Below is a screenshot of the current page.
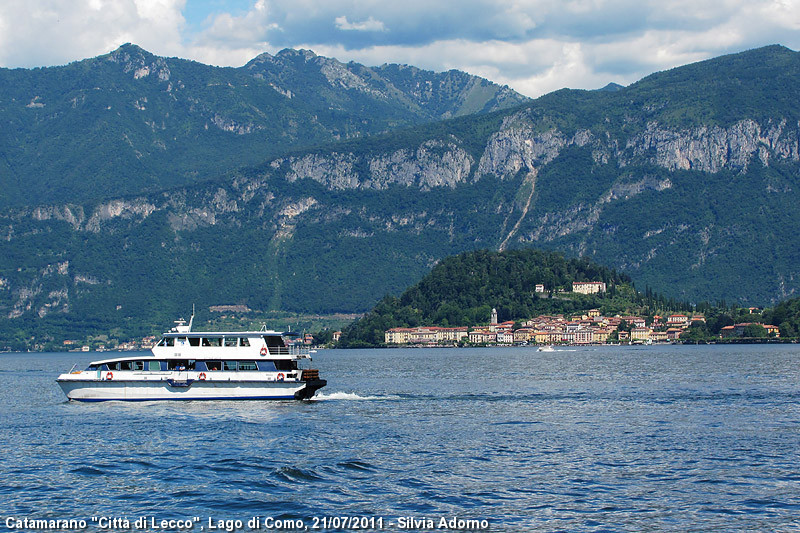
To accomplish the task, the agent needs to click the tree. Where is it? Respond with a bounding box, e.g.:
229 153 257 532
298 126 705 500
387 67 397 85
681 324 710 342
709 314 734 334
742 323 767 338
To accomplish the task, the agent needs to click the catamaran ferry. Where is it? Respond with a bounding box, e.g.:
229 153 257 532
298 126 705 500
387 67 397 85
56 315 326 402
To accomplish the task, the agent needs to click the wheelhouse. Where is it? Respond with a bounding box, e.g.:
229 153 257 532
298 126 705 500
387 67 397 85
152 331 305 356
155 335 255 348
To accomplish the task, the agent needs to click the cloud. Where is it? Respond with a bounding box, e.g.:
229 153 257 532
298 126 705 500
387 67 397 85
0 0 187 68
0 0 799 97
335 16 386 32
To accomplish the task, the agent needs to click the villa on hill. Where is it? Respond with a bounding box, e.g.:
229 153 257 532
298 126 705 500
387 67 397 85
572 281 606 294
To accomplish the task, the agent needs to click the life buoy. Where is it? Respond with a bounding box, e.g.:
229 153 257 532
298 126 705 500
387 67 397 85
276 372 285 382
106 372 113 380
260 347 268 356
198 372 207 381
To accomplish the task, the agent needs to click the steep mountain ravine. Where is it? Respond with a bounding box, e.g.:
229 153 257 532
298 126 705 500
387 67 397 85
499 170 538 251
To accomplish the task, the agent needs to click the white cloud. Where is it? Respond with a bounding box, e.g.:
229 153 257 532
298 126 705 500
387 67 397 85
335 16 386 32
0 0 186 68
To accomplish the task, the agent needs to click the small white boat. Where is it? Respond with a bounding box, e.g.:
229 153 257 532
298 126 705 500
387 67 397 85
537 345 555 352
56 314 326 402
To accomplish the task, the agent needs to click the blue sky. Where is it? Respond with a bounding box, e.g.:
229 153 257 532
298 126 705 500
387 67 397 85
183 0 254 33
0 0 798 97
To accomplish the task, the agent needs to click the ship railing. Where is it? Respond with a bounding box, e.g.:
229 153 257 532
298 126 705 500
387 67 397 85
269 346 311 359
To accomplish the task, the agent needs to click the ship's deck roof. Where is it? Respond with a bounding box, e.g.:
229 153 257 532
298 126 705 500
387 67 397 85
161 330 287 337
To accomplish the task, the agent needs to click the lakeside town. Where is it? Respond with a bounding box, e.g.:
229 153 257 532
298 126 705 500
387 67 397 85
54 281 785 352
384 281 780 346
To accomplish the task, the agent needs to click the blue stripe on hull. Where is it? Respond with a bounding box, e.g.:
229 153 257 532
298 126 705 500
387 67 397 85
70 395 300 402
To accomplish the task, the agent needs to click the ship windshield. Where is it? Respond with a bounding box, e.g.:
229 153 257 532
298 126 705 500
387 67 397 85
263 335 285 348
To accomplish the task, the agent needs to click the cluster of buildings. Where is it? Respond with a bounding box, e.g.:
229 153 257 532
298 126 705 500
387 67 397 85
385 308 779 346
720 322 780 338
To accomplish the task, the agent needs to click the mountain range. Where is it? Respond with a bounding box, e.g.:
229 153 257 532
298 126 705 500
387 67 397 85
1 44 799 346
0 44 526 207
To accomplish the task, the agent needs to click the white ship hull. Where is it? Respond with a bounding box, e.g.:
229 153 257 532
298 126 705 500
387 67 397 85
58 376 325 401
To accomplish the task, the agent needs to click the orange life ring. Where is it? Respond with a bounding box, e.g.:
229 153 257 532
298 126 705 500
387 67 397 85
260 347 268 356
198 372 207 381
106 372 113 380
276 372 285 382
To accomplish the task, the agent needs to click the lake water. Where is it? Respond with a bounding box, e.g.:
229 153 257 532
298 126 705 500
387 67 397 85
1 344 799 532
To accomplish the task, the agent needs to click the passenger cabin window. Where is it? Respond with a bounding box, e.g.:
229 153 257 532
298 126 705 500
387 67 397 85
168 360 195 371
202 337 222 347
274 360 296 371
188 337 200 347
238 361 258 371
176 337 188 346
224 337 237 347
148 361 161 371
206 361 221 371
132 361 145 371
258 361 276 372
223 361 237 371
120 361 132 371
159 337 175 347
239 337 250 347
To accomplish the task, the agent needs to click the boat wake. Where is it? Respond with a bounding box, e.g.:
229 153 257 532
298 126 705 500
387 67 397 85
313 391 399 401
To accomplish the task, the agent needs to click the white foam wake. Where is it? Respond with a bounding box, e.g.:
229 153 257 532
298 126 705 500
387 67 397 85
313 391 399 401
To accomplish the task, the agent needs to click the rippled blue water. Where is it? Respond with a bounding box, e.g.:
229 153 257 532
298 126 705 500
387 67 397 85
1 344 800 531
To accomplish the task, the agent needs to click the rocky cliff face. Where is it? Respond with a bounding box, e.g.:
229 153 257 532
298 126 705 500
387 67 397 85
274 139 474 190
260 110 800 201
478 110 800 180
622 119 800 172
